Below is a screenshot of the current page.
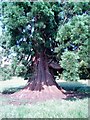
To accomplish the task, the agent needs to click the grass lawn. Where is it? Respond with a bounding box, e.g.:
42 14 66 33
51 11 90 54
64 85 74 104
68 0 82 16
0 77 89 118
0 96 88 118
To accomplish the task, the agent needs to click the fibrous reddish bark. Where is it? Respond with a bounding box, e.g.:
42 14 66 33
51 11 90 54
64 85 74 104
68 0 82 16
11 52 66 102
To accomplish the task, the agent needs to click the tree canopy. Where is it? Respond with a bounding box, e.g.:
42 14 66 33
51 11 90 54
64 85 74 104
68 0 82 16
2 2 59 54
1 2 90 80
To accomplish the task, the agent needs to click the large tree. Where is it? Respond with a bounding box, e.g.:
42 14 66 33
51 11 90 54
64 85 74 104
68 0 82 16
2 2 66 100
1 2 90 100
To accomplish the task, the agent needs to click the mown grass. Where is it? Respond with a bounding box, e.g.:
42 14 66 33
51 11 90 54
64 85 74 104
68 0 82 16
0 77 90 94
0 77 27 93
0 77 89 118
0 96 88 118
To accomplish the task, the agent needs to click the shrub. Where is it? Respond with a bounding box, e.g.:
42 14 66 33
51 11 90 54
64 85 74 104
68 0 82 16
0 67 13 81
60 51 80 81
79 60 90 79
15 64 27 77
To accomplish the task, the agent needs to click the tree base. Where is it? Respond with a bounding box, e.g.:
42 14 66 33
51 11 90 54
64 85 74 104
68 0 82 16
10 53 66 104
10 85 66 104
11 52 66 102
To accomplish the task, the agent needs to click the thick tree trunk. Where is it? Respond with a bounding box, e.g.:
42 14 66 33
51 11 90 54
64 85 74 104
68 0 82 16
11 52 66 102
26 52 60 91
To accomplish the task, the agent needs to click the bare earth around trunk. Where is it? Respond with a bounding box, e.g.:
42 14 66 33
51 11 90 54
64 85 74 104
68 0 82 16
10 53 66 104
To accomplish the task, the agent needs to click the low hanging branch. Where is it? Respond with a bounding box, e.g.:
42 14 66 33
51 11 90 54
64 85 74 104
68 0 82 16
49 61 61 70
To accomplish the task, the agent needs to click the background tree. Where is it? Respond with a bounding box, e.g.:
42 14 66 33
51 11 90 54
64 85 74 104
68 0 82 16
60 51 80 81
56 14 90 80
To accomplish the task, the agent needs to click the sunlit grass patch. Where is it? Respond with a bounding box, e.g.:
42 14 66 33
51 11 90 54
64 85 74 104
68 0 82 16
0 77 27 93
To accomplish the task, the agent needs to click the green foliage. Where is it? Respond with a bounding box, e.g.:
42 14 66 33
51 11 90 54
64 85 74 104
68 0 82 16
60 51 80 81
1 2 90 80
79 60 90 79
15 64 27 77
0 47 13 81
0 67 13 81
11 57 26 76
57 2 90 26
56 14 89 57
56 14 90 80
2 2 58 53
11 57 18 74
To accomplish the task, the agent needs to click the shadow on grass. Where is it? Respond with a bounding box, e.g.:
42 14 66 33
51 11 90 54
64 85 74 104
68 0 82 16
1 86 25 94
58 81 90 101
1 80 90 101
58 81 89 91
64 90 90 101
